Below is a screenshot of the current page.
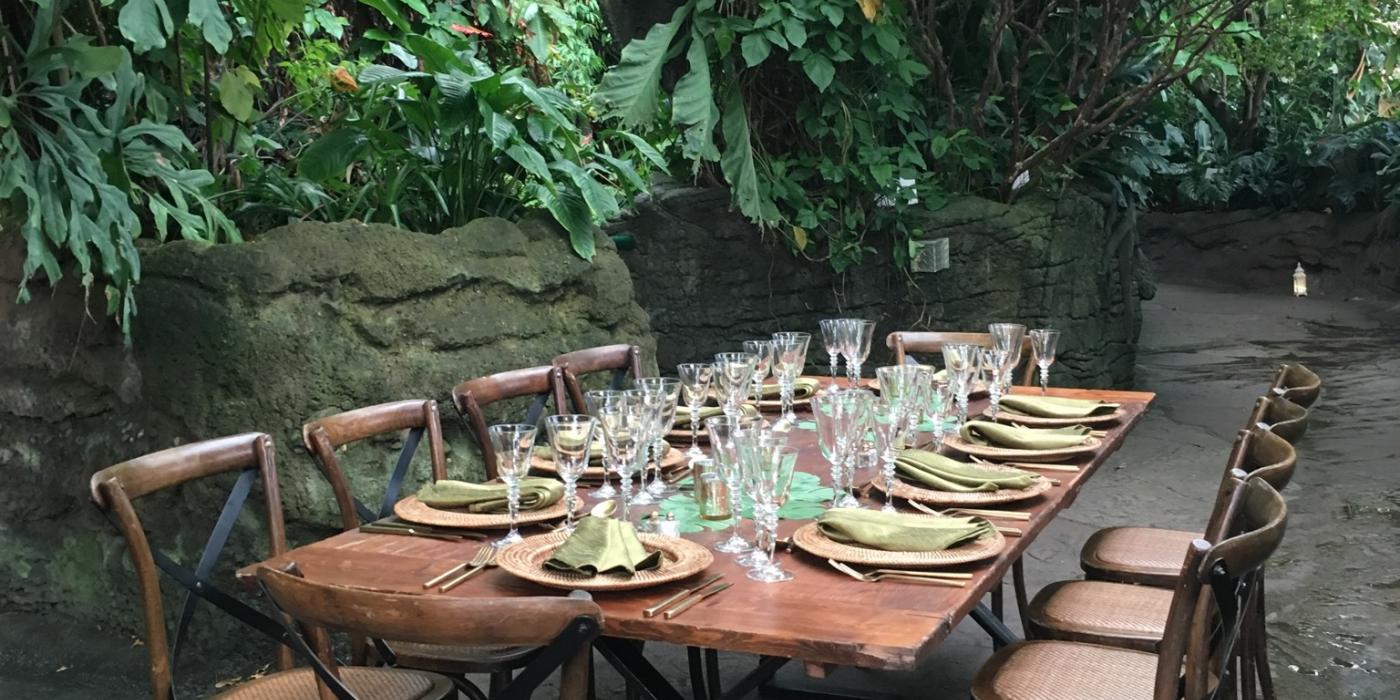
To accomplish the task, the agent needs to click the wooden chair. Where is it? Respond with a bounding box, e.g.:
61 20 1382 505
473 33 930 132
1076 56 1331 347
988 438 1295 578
303 399 539 694
971 476 1289 700
89 433 294 700
1269 362 1322 408
1247 395 1309 444
885 331 1036 386
452 366 567 480
215 565 601 700
553 344 644 413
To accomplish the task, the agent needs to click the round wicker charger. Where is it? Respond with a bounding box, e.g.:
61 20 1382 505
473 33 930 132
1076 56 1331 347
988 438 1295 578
983 406 1125 428
531 447 686 480
497 531 714 591
791 516 1005 567
942 434 1101 463
872 462 1053 506
394 496 569 530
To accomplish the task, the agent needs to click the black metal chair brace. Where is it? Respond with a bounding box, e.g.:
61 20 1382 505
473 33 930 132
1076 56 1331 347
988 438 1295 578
349 426 425 525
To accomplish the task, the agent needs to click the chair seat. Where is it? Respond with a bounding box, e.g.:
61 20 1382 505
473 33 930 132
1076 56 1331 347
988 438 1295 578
386 640 537 674
215 667 454 700
1080 526 1199 587
1027 580 1173 652
971 640 1157 700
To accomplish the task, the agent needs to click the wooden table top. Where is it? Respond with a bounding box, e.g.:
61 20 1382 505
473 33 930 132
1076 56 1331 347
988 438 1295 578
239 385 1154 671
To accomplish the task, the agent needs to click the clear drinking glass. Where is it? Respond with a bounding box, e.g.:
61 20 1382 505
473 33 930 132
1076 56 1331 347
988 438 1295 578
742 340 775 411
928 381 953 449
842 320 877 383
818 319 850 388
942 344 978 431
637 377 681 498
979 346 1014 420
584 389 624 501
746 446 799 583
1029 329 1061 394
989 323 1027 392
706 414 760 554
598 398 644 523
488 423 537 548
868 401 904 512
713 352 758 422
771 332 811 425
733 427 788 569
676 363 714 457
544 415 596 534
692 458 731 521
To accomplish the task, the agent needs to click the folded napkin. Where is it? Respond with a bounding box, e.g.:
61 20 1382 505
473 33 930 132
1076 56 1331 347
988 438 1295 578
999 395 1119 419
817 508 993 552
960 421 1090 450
415 478 563 513
535 438 607 465
758 377 822 400
895 449 1037 492
544 516 663 576
672 403 760 427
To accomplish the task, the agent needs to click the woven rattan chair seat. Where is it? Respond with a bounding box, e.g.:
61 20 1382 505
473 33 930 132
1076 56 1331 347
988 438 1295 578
972 640 1157 700
215 667 453 700
1080 526 1198 587
1028 580 1173 652
385 640 536 674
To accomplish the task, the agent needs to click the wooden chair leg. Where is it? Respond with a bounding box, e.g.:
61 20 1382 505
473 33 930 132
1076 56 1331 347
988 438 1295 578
1254 576 1276 700
1012 557 1030 637
624 640 644 700
687 647 707 700
560 648 591 700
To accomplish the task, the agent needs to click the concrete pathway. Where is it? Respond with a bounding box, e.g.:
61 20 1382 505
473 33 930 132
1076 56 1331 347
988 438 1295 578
3 282 1396 698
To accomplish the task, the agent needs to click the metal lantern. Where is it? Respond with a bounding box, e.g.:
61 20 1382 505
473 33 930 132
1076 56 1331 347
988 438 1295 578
1292 263 1308 297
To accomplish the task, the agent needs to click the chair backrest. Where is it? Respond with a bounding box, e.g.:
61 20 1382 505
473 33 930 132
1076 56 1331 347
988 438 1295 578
302 400 447 532
258 565 601 700
1247 395 1309 444
1153 476 1288 700
553 344 644 412
89 434 290 700
885 331 1036 386
452 365 567 479
1202 426 1296 541
1269 363 1322 408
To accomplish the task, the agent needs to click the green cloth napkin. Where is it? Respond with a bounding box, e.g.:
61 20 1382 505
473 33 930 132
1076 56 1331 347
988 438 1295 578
961 421 1090 450
999 395 1119 419
672 403 760 427
817 508 993 552
535 438 607 465
895 449 1037 492
544 516 663 576
758 377 822 400
415 478 563 513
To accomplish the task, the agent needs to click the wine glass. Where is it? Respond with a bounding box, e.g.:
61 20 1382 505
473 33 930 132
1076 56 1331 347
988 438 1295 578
742 340 775 412
488 423 536 547
979 346 1015 420
621 388 658 506
818 319 850 388
746 445 799 583
705 414 760 554
868 400 904 512
989 323 1026 392
771 332 811 425
842 320 877 383
598 397 645 523
584 389 624 501
544 415 595 534
942 344 978 431
928 380 954 449
676 363 714 458
733 427 787 569
637 377 681 498
713 352 758 422
1029 329 1061 394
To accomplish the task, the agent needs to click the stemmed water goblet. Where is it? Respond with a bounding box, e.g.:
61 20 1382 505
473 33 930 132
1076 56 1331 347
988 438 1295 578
741 340 775 413
584 389 624 501
487 423 536 548
705 414 760 554
989 323 1026 390
713 352 758 422
676 363 714 458
928 380 954 449
622 388 660 506
746 446 799 583
1029 329 1061 394
868 400 905 512
818 319 850 388
841 320 877 383
544 415 596 534
979 346 1015 420
942 344 979 431
771 332 811 425
732 427 788 570
597 398 644 523
814 388 872 508
637 377 681 499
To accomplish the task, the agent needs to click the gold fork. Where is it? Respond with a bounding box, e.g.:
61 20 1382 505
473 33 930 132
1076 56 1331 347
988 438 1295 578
438 546 496 592
827 559 965 587
907 500 1024 536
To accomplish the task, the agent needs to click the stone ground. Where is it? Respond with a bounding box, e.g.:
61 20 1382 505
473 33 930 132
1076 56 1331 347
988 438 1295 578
3 281 1397 699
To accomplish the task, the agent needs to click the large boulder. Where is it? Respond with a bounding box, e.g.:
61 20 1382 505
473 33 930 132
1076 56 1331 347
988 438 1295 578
609 183 1145 386
0 216 653 648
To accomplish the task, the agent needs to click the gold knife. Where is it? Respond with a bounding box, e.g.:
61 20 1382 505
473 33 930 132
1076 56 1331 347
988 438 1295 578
642 574 723 618
664 582 732 619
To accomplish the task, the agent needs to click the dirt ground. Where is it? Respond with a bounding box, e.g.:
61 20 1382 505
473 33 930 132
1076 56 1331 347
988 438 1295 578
3 281 1396 699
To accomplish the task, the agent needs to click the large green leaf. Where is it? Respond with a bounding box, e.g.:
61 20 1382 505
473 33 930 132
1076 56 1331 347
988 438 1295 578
118 0 174 53
216 67 259 122
187 0 232 53
595 3 690 128
551 160 619 221
356 0 411 32
541 186 597 261
299 129 370 181
672 30 718 161
719 85 764 221
802 53 835 92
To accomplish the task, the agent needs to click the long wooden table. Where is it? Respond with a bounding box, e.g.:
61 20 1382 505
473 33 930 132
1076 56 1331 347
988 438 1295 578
238 385 1153 695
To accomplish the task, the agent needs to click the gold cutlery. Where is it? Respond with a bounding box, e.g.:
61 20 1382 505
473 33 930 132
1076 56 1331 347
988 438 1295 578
907 501 1023 536
828 560 964 587
439 546 496 592
359 524 466 541
664 581 732 619
970 455 1079 474
948 507 1031 521
1009 422 1107 439
423 560 472 588
643 573 724 618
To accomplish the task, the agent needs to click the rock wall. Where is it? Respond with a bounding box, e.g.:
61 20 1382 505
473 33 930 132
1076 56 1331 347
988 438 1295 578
609 183 1146 387
0 216 653 650
1139 208 1400 297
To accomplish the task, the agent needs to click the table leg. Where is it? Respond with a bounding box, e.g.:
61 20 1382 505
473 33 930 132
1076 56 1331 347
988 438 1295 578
597 639 788 700
970 603 1020 648
688 647 709 700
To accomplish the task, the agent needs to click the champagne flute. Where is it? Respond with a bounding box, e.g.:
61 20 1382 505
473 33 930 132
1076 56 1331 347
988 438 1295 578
742 340 775 412
598 398 644 523
989 322 1027 393
1029 329 1061 394
584 389 623 500
942 344 978 431
818 319 850 388
868 401 903 512
676 363 714 457
488 423 536 547
733 427 787 569
622 388 659 506
544 415 595 534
